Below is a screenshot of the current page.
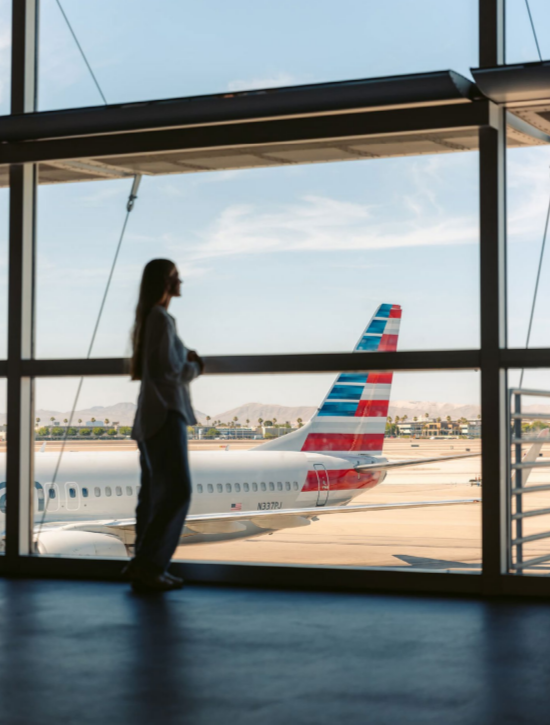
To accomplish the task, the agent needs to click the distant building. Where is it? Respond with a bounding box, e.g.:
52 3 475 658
261 425 293 438
395 420 424 437
194 427 261 440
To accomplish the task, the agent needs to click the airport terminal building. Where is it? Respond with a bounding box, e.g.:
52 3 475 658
2 2 550 723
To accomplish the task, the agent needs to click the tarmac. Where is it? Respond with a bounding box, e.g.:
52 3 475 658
177 438 484 571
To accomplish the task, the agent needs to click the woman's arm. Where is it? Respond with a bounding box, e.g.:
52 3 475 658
180 350 202 383
145 311 177 381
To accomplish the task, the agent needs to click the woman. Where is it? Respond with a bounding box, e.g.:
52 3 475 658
126 258 203 592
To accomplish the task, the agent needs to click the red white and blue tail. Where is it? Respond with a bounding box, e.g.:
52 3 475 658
255 304 401 456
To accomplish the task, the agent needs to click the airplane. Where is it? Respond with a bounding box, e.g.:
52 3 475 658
0 303 484 558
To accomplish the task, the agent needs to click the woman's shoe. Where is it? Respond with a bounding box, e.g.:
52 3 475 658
131 571 183 592
164 571 185 587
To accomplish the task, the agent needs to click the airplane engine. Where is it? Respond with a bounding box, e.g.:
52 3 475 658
35 530 128 557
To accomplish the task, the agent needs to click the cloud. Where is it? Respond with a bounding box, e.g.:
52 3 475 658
189 194 478 260
227 72 303 93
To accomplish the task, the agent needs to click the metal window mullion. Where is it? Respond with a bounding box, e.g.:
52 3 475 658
479 110 507 593
6 0 38 565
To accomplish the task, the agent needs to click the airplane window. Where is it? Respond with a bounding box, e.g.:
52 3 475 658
260 482 266 492
277 482 283 491
285 482 291 491
82 487 89 498
126 486 133 496
293 482 299 490
235 483 241 492
197 484 203 493
94 487 101 497
48 488 56 499
115 486 122 496
217 484 223 493
225 483 232 493
252 483 258 492
269 482 275 492
69 488 76 499
105 487 112 497
243 483 249 492
207 484 213 493
0 492 5 514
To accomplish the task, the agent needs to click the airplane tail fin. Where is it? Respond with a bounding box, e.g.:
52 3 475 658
255 304 401 456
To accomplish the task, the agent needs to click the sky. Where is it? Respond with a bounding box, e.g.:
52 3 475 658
0 0 549 414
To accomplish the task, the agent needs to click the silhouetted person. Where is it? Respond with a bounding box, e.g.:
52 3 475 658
124 258 203 591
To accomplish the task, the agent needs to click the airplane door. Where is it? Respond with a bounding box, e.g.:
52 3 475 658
314 464 329 506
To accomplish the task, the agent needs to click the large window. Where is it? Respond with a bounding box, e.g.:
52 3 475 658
31 371 481 573
36 154 480 359
38 0 477 111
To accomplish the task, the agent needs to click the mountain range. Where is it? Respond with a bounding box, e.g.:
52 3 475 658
2 399 549 428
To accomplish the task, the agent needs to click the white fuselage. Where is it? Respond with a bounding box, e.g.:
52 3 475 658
0 450 387 546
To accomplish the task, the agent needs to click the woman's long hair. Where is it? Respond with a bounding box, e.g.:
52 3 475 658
130 259 176 380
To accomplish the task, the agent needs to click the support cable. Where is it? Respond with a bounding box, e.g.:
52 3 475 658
54 0 108 105
35 176 142 544
524 0 543 63
519 170 550 389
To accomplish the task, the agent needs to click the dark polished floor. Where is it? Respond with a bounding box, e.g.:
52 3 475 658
0 578 549 725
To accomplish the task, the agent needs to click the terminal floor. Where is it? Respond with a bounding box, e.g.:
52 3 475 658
0 578 548 725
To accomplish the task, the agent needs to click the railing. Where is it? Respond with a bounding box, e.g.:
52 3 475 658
509 389 550 573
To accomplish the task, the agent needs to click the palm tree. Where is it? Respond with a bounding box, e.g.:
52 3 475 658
387 416 392 425
273 417 277 425
78 419 82 425
395 415 400 424
425 412 429 419
206 416 211 426
258 418 264 428
477 414 481 419
91 417 96 424
104 418 110 425
35 417 40 426
63 418 68 426
436 417 441 423
402 414 408 423
50 417 55 423
297 417 303 428
446 415 451 423
246 419 250 426
413 416 418 422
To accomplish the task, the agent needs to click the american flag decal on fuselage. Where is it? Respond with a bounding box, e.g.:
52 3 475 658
301 304 401 456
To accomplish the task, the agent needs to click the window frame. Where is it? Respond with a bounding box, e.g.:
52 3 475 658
5 0 550 598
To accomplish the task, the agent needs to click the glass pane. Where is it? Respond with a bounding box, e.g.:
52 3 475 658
38 0 477 111
507 369 550 576
507 145 550 348
506 0 550 64
0 0 11 116
32 371 481 572
36 154 480 358
0 188 7 359
0 379 5 553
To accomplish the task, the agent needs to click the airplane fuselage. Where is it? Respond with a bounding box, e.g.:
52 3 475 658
0 450 387 547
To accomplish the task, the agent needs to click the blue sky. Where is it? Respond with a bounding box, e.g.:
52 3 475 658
0 1 550 413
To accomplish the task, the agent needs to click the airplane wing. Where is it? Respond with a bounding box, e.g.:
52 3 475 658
354 452 480 471
50 497 480 541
